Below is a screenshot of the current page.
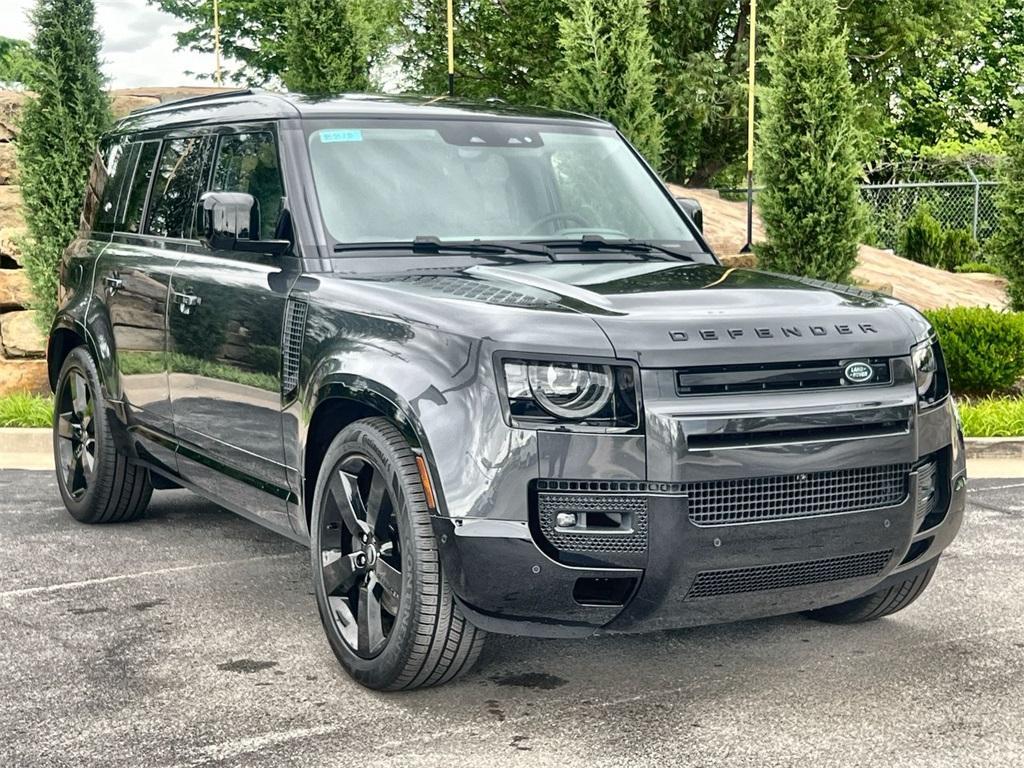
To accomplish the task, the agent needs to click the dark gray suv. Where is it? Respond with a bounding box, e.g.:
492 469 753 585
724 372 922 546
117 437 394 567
48 90 966 690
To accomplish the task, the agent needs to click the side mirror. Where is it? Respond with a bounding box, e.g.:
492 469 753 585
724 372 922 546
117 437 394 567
199 191 290 256
674 196 704 234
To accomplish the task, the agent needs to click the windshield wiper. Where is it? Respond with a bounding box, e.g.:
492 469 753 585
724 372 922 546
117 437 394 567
536 234 695 262
333 236 554 261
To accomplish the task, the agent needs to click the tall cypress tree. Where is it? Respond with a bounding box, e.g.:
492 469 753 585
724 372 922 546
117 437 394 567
991 104 1024 310
756 0 864 282
18 0 109 332
551 0 665 167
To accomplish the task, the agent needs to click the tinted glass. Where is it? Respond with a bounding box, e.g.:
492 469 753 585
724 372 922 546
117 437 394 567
122 140 159 234
93 136 134 233
145 136 213 239
211 132 284 240
306 121 696 245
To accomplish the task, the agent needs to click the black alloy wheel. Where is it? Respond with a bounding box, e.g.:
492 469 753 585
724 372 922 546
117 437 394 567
310 418 485 690
52 346 153 524
56 367 97 499
318 455 404 658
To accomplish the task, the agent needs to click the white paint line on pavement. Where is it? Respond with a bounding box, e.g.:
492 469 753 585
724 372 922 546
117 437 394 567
0 553 294 600
968 481 1024 493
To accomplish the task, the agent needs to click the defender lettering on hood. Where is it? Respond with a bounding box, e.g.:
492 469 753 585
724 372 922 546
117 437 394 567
669 323 879 343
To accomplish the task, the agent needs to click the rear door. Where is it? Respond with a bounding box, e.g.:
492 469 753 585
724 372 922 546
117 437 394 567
92 135 182 473
167 126 296 535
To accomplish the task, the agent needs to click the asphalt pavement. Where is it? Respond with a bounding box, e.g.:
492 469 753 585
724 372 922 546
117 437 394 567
1 470 1022 768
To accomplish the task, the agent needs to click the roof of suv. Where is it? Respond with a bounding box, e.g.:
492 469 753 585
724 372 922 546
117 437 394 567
113 89 612 134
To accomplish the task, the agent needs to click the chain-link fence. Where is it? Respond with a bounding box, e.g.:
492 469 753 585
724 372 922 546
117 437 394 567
859 179 1001 252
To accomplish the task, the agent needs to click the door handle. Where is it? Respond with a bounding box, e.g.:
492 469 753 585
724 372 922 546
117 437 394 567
173 291 202 315
104 275 123 295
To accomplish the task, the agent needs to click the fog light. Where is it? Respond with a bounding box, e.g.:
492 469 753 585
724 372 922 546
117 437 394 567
555 512 578 528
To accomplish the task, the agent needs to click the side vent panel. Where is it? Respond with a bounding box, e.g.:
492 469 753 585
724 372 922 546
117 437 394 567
282 299 308 396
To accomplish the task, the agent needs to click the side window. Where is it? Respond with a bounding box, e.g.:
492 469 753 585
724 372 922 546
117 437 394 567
145 136 214 239
92 136 134 233
211 132 285 240
121 140 160 234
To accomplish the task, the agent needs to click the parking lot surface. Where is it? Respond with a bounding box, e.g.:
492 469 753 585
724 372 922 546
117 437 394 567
1 470 1022 768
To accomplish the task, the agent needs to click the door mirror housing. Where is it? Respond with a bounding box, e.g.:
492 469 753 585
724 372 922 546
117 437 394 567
674 196 704 234
199 191 291 256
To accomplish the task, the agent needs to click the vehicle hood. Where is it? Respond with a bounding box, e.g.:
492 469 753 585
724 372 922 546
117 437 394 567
357 261 923 367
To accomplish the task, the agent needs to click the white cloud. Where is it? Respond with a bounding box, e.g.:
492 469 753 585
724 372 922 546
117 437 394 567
5 0 238 88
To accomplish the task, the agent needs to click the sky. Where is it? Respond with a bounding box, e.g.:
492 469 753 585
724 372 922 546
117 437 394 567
3 0 235 88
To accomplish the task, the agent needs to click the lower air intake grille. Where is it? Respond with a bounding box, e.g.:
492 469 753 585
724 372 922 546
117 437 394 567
685 549 894 600
685 464 910 526
536 492 648 554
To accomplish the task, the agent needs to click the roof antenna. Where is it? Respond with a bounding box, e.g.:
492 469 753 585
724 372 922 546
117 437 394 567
446 0 455 97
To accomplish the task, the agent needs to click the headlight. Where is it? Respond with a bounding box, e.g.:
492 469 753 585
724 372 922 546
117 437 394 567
911 338 949 407
501 358 639 429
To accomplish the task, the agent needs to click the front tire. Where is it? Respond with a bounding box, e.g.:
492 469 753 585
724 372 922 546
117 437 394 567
803 558 938 624
310 418 485 690
53 346 153 523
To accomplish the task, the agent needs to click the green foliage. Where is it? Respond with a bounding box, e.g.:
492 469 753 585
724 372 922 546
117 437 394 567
899 205 978 271
0 36 32 85
403 0 564 104
148 0 288 85
755 0 863 283
924 307 1024 395
17 0 109 333
954 261 1002 275
550 0 664 165
990 104 1024 310
958 397 1024 437
282 0 402 92
0 393 53 428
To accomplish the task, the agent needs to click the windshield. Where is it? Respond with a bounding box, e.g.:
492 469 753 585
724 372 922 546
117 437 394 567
305 119 698 246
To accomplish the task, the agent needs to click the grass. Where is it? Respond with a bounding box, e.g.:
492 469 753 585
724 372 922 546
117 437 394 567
0 393 54 428
958 397 1024 437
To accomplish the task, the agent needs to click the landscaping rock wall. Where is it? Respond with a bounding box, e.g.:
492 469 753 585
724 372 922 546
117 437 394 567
0 87 225 396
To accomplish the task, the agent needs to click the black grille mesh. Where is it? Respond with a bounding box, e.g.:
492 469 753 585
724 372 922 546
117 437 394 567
281 299 307 394
685 550 894 600
537 492 648 553
685 464 909 526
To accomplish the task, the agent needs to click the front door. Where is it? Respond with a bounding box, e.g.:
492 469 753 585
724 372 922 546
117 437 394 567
167 127 296 535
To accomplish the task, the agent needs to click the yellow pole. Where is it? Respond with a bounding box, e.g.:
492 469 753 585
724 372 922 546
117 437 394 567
742 0 757 252
446 0 455 96
213 0 223 86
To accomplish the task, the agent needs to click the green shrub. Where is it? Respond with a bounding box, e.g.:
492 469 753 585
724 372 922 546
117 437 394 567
17 0 109 333
958 397 1024 437
755 0 864 283
924 307 1024 395
954 261 1002 275
899 206 978 271
990 105 1024 310
0 393 53 428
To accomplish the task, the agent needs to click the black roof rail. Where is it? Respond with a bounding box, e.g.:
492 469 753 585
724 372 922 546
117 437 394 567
128 88 256 115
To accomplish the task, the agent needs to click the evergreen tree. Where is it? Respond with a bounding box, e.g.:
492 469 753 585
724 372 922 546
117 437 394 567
756 0 864 283
282 0 401 93
552 0 664 166
17 0 109 332
990 106 1024 310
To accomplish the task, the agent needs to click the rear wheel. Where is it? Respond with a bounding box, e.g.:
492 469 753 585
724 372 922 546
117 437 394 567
310 418 485 690
53 346 153 523
803 558 938 624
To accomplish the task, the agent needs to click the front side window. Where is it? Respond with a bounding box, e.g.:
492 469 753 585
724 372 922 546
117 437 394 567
146 136 214 239
305 120 697 246
211 132 285 240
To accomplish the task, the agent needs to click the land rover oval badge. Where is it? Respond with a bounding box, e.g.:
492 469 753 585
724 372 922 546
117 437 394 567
844 361 874 384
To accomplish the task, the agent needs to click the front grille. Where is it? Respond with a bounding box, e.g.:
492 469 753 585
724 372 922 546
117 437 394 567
685 464 910 526
676 358 892 396
685 549 894 600
536 491 647 553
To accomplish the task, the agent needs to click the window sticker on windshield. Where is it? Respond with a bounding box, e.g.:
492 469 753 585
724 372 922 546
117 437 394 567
320 129 363 143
